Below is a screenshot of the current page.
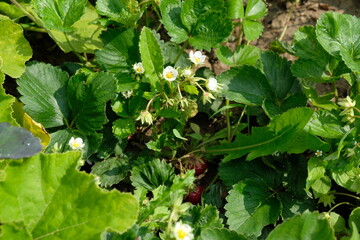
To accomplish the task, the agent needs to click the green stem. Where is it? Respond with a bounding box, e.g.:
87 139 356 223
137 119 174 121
237 21 243 46
20 24 47 33
64 32 85 64
145 94 160 111
174 41 188 66
333 192 360 200
226 99 231 142
229 105 247 141
327 202 352 213
333 82 339 103
10 0 41 26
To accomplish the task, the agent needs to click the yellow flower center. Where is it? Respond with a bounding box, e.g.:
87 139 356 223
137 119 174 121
136 67 142 72
177 229 187 239
166 72 174 79
72 142 80 148
194 57 200 63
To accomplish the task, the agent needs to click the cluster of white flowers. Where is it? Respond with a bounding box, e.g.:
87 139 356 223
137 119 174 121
339 96 356 124
134 50 223 125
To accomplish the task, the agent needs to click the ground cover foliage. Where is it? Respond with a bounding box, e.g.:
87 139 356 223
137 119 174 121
0 0 359 239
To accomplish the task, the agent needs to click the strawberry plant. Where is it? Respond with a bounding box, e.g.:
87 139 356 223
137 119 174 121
0 0 360 239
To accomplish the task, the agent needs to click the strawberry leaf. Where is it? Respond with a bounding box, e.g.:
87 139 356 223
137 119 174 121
0 152 138 239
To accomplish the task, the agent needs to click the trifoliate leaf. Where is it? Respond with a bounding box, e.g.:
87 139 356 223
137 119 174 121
207 108 314 162
130 158 175 190
48 3 104 53
91 157 131 187
17 62 70 128
95 28 140 74
225 179 281 237
32 0 86 32
139 27 164 89
96 0 142 26
266 211 336 240
112 118 136 139
67 71 116 134
160 0 188 43
216 45 260 66
0 152 138 239
0 122 42 159
0 18 32 78
316 12 360 72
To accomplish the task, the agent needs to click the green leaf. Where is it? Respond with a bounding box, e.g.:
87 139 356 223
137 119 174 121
262 93 307 118
112 118 135 139
130 158 175 190
350 208 360 233
244 0 267 20
173 128 188 140
261 51 295 101
32 0 86 32
48 3 104 53
139 27 164 89
0 18 32 78
349 223 360 240
0 122 42 159
243 19 263 42
182 205 223 237
96 0 142 26
67 71 116 133
291 26 349 82
225 179 281 237
208 108 314 162
306 157 331 198
217 65 273 106
199 228 247 240
181 0 224 31
188 11 233 51
91 156 131 187
304 110 345 139
17 62 70 128
331 168 360 194
316 12 360 72
266 211 336 240
160 42 191 68
226 0 244 19
160 0 188 43
184 85 199 95
0 73 17 125
95 28 139 74
216 45 260 66
0 2 26 19
0 152 138 239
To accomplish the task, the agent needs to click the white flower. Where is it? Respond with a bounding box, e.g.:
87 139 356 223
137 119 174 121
206 77 219 92
173 222 194 240
133 62 145 74
136 110 153 125
69 137 85 150
315 150 323 157
189 51 206 65
163 66 178 81
182 68 193 78
121 90 133 99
